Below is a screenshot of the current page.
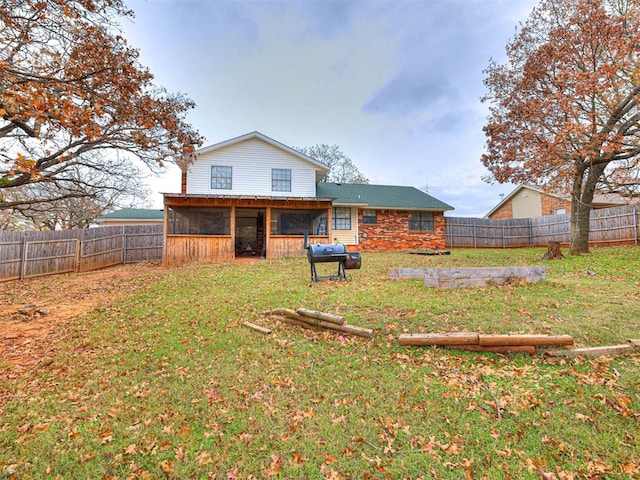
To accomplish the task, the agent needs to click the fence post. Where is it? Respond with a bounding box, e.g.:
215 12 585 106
528 218 533 246
123 226 127 265
473 220 477 249
73 238 81 273
20 235 28 280
502 225 506 249
634 205 638 245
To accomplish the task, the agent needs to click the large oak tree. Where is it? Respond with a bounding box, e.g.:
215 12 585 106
0 0 203 212
482 0 640 254
295 144 369 184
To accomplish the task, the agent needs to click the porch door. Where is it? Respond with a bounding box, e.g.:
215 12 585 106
235 208 266 257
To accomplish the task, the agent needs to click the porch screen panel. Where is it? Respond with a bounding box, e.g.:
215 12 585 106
168 207 231 235
270 209 327 235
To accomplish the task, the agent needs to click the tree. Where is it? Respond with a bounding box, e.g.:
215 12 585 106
0 0 203 211
481 0 640 254
5 155 152 230
296 144 369 184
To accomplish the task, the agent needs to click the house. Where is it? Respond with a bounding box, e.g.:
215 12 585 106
163 131 454 264
485 185 631 220
97 208 164 226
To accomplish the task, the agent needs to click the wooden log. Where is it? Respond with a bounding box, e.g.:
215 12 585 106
398 332 479 346
445 345 536 355
241 321 271 334
296 308 345 325
423 266 547 288
263 308 308 321
278 316 373 339
544 339 640 358
478 334 573 347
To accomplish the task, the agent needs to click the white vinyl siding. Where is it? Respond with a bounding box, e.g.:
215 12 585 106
186 138 317 197
330 207 358 245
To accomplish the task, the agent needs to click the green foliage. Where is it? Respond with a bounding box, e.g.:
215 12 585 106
1 247 639 478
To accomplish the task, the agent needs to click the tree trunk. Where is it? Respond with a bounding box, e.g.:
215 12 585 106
569 163 606 255
569 169 590 255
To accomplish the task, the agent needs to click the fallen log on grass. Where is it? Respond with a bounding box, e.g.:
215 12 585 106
398 332 479 346
277 315 373 339
424 266 547 288
478 334 573 347
241 321 272 334
296 308 345 325
544 339 640 358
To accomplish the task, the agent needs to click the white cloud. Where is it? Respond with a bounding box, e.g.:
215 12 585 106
125 0 537 216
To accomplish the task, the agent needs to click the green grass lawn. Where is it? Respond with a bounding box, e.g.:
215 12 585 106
1 246 639 479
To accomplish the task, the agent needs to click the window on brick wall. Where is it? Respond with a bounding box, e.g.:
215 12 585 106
362 209 377 224
554 207 567 215
408 211 434 231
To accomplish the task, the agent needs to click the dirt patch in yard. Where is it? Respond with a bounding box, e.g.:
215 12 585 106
0 263 166 378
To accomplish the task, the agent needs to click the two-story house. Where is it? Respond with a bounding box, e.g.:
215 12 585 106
163 132 453 264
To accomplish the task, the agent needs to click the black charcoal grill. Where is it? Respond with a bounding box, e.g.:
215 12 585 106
304 233 361 282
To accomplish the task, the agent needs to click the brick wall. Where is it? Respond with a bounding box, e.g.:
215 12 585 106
488 202 513 220
541 194 571 215
356 209 447 252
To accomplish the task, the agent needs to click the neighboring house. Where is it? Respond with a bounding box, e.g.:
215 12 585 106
97 208 164 226
485 184 631 220
163 131 454 264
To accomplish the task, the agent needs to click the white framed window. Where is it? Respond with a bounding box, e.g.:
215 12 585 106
211 166 232 190
554 207 567 215
409 211 434 231
332 207 351 230
272 168 291 192
362 209 377 224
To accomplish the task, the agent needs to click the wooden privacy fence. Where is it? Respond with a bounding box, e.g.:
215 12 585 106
446 204 640 248
0 225 163 282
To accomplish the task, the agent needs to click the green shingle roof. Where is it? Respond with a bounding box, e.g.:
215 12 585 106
99 208 164 220
316 183 454 211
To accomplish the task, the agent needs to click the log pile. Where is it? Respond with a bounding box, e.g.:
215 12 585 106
397 332 574 355
262 308 373 339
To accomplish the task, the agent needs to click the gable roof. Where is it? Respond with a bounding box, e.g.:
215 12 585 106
98 208 164 221
316 183 454 211
193 131 330 173
485 184 633 218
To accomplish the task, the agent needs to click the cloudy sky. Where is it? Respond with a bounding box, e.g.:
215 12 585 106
123 0 537 217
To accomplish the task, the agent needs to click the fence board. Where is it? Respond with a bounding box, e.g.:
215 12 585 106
446 204 639 249
0 225 163 282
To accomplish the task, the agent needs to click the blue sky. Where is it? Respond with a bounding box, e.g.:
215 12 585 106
123 0 537 217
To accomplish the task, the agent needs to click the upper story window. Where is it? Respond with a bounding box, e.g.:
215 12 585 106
272 168 291 192
211 166 232 190
409 211 434 231
332 207 351 230
362 209 377 224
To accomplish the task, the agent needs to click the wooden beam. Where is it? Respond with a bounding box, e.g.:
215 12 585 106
241 321 272 334
296 308 345 325
544 339 640 358
445 345 536 355
398 332 479 346
279 317 373 339
478 334 573 347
